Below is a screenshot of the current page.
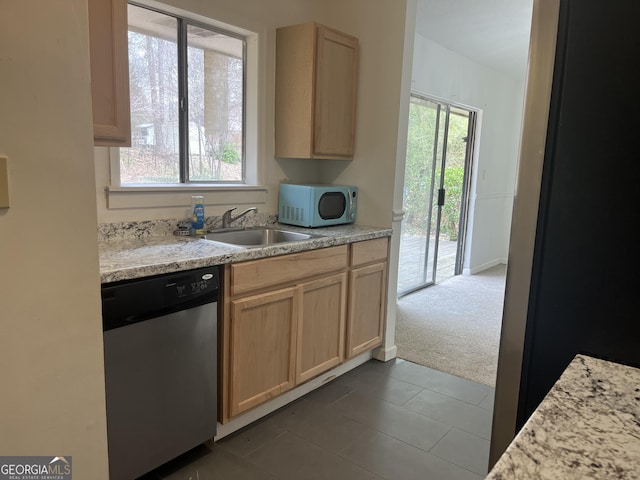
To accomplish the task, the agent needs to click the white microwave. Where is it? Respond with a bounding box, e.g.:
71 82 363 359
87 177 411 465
278 183 358 227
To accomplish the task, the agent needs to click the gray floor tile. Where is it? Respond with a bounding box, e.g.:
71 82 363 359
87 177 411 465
336 367 424 405
144 359 492 480
332 359 405 387
405 388 493 439
217 416 287 457
330 391 452 452
356 358 407 373
478 391 495 411
303 378 355 405
247 431 382 480
149 443 278 480
340 428 483 480
430 427 491 475
265 398 371 454
389 361 494 405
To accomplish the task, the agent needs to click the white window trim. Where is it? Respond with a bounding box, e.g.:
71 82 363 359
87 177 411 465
107 0 264 209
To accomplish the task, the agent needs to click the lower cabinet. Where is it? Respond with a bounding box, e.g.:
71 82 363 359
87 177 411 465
220 238 388 422
228 273 347 418
297 273 347 384
346 262 387 358
229 287 298 418
346 237 389 358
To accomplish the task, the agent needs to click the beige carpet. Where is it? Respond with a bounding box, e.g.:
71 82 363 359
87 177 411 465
395 264 506 387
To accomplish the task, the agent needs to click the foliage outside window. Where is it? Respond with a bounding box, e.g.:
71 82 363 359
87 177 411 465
403 98 468 240
120 3 245 185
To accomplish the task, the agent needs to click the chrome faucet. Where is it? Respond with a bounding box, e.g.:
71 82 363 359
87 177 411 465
222 207 257 228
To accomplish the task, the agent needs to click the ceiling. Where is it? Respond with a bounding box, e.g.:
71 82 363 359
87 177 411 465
415 0 534 80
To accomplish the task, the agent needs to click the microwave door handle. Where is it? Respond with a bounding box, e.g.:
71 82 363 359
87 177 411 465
349 190 354 215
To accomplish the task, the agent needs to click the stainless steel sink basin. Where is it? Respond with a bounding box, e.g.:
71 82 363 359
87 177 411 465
202 227 321 247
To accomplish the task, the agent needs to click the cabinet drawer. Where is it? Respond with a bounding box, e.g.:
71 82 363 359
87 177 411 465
350 237 389 267
230 245 348 296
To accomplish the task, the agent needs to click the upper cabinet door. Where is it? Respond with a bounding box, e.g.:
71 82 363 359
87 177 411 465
275 22 359 160
313 25 358 158
88 0 131 146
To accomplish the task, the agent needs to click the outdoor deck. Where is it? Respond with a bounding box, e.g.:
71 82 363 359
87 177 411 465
397 234 458 294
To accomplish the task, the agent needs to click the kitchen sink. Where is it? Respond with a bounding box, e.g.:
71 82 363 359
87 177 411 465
202 227 322 247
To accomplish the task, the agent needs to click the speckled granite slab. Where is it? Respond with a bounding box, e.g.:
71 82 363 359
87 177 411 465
487 354 640 479
99 223 392 284
98 213 277 242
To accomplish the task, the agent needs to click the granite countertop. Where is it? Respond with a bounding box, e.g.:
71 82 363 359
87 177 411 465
99 223 392 284
486 354 640 479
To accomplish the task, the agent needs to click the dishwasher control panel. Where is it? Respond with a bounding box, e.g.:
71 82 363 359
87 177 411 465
163 270 218 304
102 266 220 331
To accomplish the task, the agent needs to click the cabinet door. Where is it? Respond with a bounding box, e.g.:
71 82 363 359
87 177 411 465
229 287 298 417
275 22 358 160
297 273 347 384
346 262 386 358
313 25 359 158
274 22 315 159
88 0 131 146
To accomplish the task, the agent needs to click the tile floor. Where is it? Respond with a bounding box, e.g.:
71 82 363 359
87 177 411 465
141 358 494 480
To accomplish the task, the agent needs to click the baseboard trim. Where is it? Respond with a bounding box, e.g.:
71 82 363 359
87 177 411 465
373 344 398 362
465 259 507 275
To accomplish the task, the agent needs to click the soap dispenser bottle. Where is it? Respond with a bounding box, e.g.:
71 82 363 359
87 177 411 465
190 195 205 235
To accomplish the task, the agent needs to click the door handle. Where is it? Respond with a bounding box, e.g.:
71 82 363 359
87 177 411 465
437 188 445 207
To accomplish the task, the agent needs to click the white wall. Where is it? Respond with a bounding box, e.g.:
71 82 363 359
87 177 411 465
317 0 411 229
0 1 109 478
411 34 526 272
95 0 410 229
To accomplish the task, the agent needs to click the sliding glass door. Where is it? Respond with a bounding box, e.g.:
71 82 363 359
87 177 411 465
397 95 475 297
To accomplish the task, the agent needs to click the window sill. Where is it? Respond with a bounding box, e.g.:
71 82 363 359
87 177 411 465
105 184 268 209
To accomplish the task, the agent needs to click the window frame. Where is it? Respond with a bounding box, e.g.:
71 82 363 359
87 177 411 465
108 0 263 202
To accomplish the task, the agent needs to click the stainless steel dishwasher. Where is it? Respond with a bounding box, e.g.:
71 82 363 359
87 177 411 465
101 266 220 480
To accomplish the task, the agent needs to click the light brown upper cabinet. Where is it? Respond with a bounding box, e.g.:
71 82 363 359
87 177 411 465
275 22 359 159
88 0 131 146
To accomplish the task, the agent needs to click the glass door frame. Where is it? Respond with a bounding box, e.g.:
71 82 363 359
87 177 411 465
398 93 477 297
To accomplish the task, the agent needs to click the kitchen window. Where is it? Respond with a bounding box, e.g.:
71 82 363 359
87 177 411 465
119 2 246 185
